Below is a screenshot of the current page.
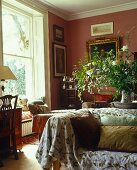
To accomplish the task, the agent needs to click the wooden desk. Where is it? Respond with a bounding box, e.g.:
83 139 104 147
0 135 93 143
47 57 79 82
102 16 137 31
0 107 22 156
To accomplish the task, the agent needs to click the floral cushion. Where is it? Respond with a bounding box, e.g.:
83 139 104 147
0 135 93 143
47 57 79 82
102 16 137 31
28 100 49 115
35 104 49 114
89 108 137 125
100 114 137 126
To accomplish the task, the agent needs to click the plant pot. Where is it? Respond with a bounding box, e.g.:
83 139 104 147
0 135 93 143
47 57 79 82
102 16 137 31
120 90 132 103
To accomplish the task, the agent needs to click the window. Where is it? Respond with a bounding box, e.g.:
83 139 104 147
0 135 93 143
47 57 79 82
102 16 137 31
2 1 45 100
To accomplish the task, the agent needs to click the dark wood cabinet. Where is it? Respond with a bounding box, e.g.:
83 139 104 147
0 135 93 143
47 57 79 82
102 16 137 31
60 80 81 109
0 108 22 156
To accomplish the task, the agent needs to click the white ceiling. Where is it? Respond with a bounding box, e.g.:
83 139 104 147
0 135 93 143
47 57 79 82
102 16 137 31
38 0 137 20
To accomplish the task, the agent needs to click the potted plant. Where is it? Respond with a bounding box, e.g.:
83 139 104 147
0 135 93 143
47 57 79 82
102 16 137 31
73 46 137 104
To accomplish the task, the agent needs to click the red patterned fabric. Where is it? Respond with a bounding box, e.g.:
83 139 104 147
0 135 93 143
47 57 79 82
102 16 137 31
32 114 54 134
32 110 76 136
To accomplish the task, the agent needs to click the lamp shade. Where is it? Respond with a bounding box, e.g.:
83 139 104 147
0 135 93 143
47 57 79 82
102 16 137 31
0 66 17 80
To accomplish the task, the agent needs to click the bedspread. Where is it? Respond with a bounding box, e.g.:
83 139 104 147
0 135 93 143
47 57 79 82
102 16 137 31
36 109 137 170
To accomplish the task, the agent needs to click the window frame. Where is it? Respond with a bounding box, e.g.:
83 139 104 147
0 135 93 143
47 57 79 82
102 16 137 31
0 0 51 109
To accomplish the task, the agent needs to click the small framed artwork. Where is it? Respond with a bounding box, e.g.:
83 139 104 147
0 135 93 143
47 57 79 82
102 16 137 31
53 43 66 77
53 25 64 42
91 22 113 36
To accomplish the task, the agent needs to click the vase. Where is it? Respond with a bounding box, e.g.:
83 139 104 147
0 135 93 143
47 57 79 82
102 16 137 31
120 90 132 103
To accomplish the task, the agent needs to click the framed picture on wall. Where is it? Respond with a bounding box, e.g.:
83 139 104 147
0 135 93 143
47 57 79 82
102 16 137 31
53 43 66 77
86 37 120 60
91 22 113 36
53 25 64 42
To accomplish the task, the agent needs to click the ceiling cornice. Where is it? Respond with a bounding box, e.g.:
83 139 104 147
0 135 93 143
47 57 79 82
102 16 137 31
68 1 137 20
40 1 137 21
20 0 48 12
12 0 137 21
46 5 69 20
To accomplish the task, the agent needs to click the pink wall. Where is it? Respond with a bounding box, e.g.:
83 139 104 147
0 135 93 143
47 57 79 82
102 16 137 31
48 9 137 109
67 9 137 74
48 12 68 109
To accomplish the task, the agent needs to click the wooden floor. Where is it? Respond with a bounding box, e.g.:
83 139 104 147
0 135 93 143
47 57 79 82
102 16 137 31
0 144 42 170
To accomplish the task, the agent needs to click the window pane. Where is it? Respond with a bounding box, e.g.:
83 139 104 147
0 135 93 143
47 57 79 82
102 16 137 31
2 5 33 98
4 54 32 97
2 3 45 100
2 7 31 57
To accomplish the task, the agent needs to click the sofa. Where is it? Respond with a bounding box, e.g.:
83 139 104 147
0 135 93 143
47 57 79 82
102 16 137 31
17 96 50 137
36 108 137 170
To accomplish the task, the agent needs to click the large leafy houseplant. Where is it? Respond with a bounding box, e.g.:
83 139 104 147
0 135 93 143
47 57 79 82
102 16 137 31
73 56 90 100
73 46 137 102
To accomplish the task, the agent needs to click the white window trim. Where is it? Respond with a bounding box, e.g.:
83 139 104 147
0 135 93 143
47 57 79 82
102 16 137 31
0 0 51 109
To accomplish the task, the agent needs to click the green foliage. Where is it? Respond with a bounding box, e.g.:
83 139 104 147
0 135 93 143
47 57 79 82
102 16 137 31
73 47 137 100
4 59 25 95
107 58 137 93
88 47 116 90
73 55 90 100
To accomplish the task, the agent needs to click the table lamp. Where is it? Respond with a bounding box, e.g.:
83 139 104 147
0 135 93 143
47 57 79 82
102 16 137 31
0 66 17 92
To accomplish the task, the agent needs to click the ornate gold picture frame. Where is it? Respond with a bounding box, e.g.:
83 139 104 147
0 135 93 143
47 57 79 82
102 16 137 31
86 37 120 60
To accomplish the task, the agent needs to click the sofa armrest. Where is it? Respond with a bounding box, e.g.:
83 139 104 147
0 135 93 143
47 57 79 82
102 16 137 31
32 114 55 138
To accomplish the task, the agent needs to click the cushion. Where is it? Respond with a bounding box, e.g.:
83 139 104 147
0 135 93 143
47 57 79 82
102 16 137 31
28 100 49 115
37 104 49 113
70 112 101 150
22 111 33 121
98 126 137 153
28 100 44 106
100 114 137 126
17 97 29 111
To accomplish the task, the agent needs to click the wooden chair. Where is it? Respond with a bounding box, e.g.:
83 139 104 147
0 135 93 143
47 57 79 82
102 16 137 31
0 95 18 166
